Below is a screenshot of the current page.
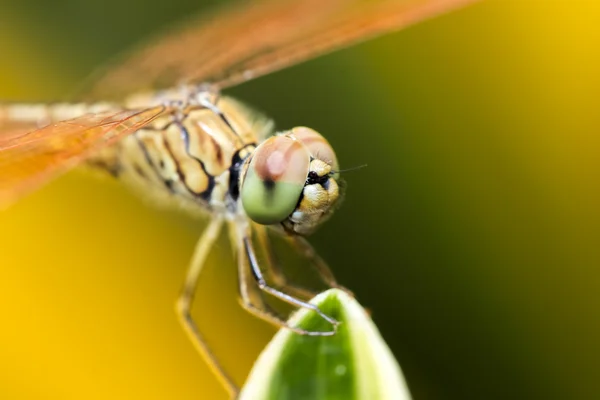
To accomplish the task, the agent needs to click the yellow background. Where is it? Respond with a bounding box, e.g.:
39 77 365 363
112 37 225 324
1 1 600 399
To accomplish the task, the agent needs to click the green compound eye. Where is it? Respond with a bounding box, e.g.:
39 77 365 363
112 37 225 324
241 135 310 225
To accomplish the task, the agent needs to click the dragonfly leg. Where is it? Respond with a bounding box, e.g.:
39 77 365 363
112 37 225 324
236 228 305 334
238 232 339 336
175 216 239 398
253 224 319 301
284 234 354 298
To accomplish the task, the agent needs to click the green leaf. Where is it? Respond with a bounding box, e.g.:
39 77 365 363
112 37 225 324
239 289 412 400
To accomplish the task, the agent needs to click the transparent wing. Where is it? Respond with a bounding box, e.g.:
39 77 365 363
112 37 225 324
0 106 168 209
84 0 479 99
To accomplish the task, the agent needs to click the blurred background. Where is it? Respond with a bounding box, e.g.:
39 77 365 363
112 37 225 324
1 0 599 399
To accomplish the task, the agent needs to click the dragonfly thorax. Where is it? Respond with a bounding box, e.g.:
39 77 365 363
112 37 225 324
239 127 341 235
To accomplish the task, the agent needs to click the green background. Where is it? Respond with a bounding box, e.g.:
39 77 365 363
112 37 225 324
1 1 599 399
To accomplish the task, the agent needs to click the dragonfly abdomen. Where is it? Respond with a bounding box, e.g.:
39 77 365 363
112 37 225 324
0 102 119 132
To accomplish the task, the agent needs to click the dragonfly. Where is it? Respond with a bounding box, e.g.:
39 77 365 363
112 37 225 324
0 0 478 397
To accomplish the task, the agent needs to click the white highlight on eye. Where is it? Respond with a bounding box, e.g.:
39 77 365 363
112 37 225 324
266 150 286 175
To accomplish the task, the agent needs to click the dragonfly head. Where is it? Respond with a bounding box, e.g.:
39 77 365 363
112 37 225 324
240 127 341 235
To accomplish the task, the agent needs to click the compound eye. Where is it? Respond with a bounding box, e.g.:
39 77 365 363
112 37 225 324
241 135 310 224
292 127 339 172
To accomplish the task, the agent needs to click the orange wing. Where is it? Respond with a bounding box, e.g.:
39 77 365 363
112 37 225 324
84 0 479 100
0 113 41 140
0 106 168 209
